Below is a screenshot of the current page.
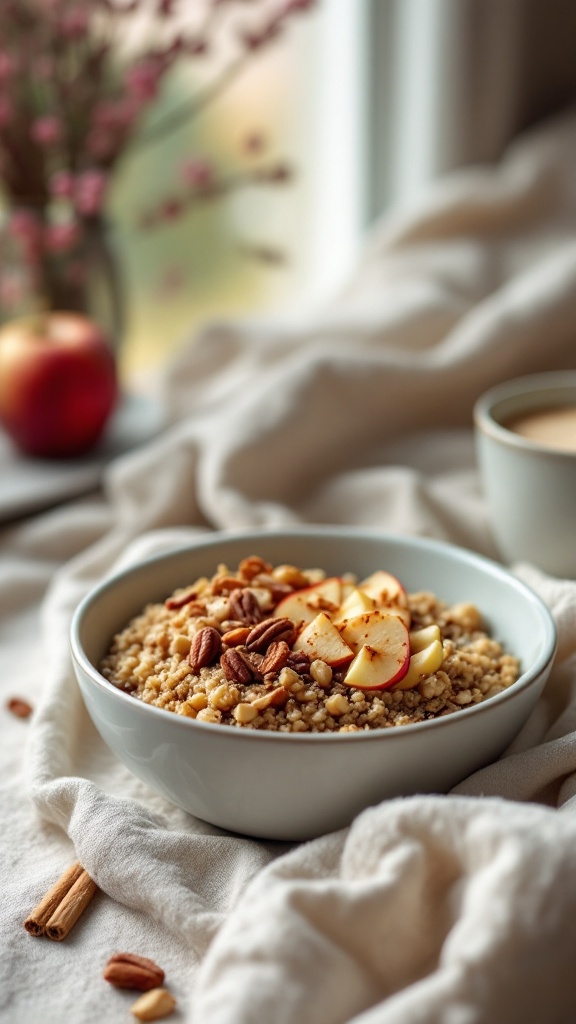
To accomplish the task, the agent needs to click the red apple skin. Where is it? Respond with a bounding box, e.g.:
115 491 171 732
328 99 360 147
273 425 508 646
0 312 118 458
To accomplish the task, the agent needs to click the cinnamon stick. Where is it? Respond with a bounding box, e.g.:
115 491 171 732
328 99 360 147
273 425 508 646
24 861 97 940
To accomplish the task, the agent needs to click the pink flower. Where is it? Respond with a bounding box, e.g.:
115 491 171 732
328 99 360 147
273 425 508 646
44 221 81 254
181 157 213 189
93 99 140 132
74 170 108 217
59 7 90 39
31 116 63 147
8 209 42 244
49 170 75 199
87 98 141 158
160 198 184 221
125 61 161 103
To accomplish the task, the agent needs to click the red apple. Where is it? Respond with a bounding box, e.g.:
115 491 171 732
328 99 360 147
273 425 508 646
0 311 118 458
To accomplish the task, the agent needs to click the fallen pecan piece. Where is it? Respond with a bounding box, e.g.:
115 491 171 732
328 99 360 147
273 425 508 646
260 640 291 675
131 987 176 1021
188 626 222 672
7 697 33 718
103 953 165 991
245 617 295 653
229 588 263 625
220 648 255 684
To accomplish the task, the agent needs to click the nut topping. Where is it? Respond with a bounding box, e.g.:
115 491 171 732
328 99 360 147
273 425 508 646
103 953 165 991
245 617 295 653
220 648 256 684
250 686 289 710
211 574 244 595
188 626 222 672
238 555 272 580
221 625 252 647
228 588 263 625
164 589 199 611
286 650 312 675
259 640 291 675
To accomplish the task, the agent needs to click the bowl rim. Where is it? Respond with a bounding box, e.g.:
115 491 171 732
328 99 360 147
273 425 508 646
473 370 576 459
70 526 558 744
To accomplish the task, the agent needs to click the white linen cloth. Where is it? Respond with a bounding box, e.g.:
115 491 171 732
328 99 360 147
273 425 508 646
1 108 576 1023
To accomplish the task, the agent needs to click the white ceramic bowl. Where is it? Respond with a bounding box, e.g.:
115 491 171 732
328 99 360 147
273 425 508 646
70 527 556 841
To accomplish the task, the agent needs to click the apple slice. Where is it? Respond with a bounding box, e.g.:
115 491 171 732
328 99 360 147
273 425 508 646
379 602 411 628
358 570 407 607
343 645 409 690
340 610 410 690
292 612 355 667
409 624 441 653
393 638 444 691
332 587 375 625
340 580 357 602
274 577 343 626
357 571 411 628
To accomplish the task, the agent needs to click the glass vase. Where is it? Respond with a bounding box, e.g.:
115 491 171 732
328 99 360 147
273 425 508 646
43 217 125 354
0 211 125 355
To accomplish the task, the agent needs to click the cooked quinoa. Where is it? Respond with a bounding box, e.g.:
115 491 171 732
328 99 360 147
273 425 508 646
100 555 520 733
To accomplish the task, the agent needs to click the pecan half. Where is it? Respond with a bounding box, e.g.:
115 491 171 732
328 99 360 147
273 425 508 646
221 625 252 647
245 617 295 653
259 640 291 675
286 650 312 675
238 556 272 581
228 589 263 625
164 589 199 611
220 648 256 684
7 697 33 718
188 626 222 672
103 953 165 992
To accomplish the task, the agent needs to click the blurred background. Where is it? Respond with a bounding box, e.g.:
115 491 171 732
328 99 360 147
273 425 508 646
111 0 576 380
1 0 575 382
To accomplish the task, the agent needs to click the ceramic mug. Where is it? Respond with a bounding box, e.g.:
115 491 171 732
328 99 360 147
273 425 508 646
474 371 576 578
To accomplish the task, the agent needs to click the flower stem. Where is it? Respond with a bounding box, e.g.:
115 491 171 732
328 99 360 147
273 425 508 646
134 50 249 150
